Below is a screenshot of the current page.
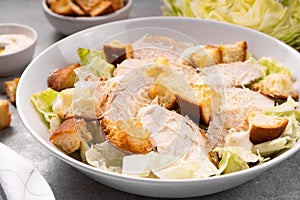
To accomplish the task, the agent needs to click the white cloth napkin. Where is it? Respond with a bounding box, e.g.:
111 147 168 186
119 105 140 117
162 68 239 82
0 143 55 200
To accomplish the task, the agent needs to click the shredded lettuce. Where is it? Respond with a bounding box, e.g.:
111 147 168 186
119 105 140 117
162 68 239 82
253 136 296 157
218 151 249 174
30 88 59 127
162 0 300 51
214 147 260 174
77 47 105 65
257 57 292 78
265 96 300 121
76 47 115 80
265 96 300 139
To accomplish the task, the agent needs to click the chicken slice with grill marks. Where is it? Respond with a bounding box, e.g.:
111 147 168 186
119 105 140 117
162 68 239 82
119 104 219 178
132 35 194 63
222 87 275 130
113 59 152 77
115 58 198 84
190 61 264 89
99 64 204 154
137 104 209 156
175 61 264 126
206 87 275 148
102 65 155 121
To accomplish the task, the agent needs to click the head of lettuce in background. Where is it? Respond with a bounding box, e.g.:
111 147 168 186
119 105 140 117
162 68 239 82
162 0 300 51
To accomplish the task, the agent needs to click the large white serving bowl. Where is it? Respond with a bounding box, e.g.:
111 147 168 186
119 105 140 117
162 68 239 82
17 17 300 198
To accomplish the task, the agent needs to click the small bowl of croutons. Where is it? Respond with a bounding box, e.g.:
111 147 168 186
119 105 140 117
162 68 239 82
43 0 133 35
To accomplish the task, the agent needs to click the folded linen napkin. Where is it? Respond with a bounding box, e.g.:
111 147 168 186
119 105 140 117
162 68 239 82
0 143 55 200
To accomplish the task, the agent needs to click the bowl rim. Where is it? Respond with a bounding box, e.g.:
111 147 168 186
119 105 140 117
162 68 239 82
17 16 300 184
0 23 38 57
42 0 133 21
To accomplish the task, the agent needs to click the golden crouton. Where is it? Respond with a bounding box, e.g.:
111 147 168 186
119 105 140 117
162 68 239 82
89 1 114 16
192 84 221 125
103 40 134 66
4 77 20 104
252 72 299 100
75 0 114 16
50 0 77 15
49 0 124 17
69 0 86 15
110 0 124 10
46 0 58 6
148 83 178 110
177 84 221 126
246 110 289 144
100 118 154 154
47 63 80 92
50 117 92 154
74 0 100 12
189 41 247 68
0 99 11 130
190 45 222 68
219 40 247 63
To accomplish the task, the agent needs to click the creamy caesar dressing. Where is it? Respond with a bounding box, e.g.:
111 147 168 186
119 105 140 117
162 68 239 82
0 34 32 55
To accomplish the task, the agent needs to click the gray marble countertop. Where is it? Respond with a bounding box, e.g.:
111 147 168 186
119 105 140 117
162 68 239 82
0 0 300 199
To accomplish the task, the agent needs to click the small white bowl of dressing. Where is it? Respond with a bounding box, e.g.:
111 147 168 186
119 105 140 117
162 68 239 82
0 23 38 77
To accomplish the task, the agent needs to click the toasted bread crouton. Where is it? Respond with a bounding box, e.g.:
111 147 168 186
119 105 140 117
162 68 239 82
0 99 11 130
252 72 299 100
191 84 221 125
177 84 221 126
219 40 247 63
148 84 178 110
69 0 86 15
48 63 80 92
50 0 76 15
89 0 114 16
103 41 134 66
4 78 20 104
245 110 289 144
46 0 58 6
74 0 100 12
100 118 154 154
190 45 222 68
75 0 114 16
50 118 92 154
110 0 124 10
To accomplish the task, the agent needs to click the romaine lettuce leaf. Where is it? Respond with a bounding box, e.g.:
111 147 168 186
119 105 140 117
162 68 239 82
265 96 300 139
77 47 105 65
265 96 299 117
214 147 260 174
218 151 249 174
30 88 59 127
257 57 292 78
252 136 296 157
76 47 115 80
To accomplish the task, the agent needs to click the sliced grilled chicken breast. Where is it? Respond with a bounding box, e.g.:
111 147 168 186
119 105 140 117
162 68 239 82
132 35 193 62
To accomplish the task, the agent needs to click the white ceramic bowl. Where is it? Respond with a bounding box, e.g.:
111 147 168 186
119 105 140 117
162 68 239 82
0 23 37 77
17 17 300 198
42 0 133 35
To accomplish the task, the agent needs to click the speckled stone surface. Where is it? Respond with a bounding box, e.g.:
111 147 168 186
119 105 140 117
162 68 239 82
0 0 300 199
